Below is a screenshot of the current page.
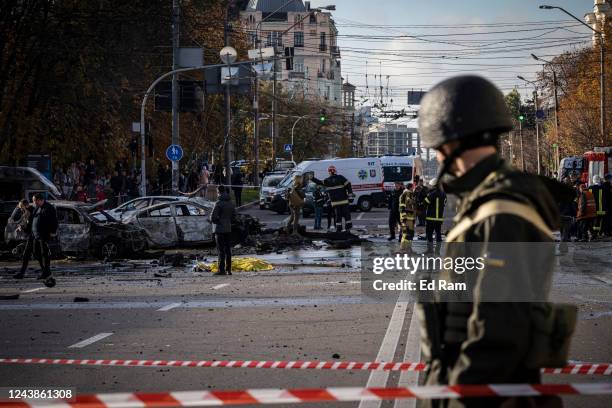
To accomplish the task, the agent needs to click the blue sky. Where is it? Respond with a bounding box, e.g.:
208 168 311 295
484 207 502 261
308 0 595 117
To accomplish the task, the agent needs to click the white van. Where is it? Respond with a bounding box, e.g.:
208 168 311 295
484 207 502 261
380 155 423 192
276 158 385 212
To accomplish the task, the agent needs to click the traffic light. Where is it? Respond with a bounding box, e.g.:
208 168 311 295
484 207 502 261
319 109 326 123
518 114 525 122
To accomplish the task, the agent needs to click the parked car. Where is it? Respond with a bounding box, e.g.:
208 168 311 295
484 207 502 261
5 200 148 260
259 172 286 209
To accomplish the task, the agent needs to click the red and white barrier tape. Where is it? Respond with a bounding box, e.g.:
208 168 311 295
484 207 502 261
1 383 611 407
1 358 611 375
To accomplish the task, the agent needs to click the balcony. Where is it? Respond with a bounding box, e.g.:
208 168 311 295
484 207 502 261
331 45 340 57
317 71 324 78
289 71 305 79
327 72 334 80
319 43 327 52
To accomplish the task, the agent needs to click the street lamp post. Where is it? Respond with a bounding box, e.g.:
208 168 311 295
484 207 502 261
517 75 541 174
532 53 561 173
540 5 606 144
290 115 309 162
139 61 250 196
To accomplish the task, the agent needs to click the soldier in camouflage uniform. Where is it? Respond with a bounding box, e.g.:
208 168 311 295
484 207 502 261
416 76 575 408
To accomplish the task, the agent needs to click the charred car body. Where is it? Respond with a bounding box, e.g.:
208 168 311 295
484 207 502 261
122 200 260 249
4 201 147 259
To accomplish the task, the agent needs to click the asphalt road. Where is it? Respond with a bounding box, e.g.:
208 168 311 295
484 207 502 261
0 207 610 408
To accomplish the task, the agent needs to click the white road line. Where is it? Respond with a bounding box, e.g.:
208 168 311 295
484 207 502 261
394 306 422 408
68 332 113 349
212 283 230 290
356 212 365 220
359 293 410 408
21 287 46 293
377 224 388 229
157 302 182 312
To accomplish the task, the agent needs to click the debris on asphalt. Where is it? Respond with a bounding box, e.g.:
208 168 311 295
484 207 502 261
0 294 19 300
153 272 172 278
159 253 186 267
73 297 89 302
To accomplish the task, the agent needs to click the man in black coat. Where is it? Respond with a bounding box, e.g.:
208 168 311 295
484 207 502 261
31 193 58 280
211 185 236 276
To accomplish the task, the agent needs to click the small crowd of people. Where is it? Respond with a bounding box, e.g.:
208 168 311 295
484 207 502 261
387 175 447 252
559 174 612 244
11 194 58 280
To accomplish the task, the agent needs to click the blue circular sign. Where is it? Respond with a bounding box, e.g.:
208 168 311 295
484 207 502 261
166 144 183 162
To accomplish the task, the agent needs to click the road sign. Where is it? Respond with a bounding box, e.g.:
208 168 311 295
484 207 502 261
166 144 183 162
535 109 545 119
284 144 293 153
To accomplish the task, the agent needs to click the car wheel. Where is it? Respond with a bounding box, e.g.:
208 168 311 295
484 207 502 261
358 196 372 212
99 240 119 260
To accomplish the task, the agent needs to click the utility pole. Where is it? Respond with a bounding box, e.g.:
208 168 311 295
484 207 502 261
223 5 232 186
519 119 525 172
171 0 180 194
552 70 560 173
271 52 277 166
253 77 260 186
534 89 541 175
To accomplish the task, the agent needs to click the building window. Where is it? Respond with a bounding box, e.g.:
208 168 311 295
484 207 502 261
247 31 257 48
293 14 304 30
320 58 326 73
294 31 304 47
266 31 283 47
309 13 316 24
319 32 326 51
294 57 304 72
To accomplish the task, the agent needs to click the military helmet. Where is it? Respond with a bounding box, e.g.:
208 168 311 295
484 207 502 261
419 75 513 149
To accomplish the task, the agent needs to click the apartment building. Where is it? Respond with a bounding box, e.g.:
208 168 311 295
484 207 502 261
240 0 343 105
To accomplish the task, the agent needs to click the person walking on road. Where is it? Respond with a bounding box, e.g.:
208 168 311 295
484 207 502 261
231 167 244 207
324 190 335 231
286 174 305 234
30 193 58 280
387 181 404 241
12 199 34 279
312 165 353 233
211 185 236 276
417 75 573 408
415 178 428 226
312 185 325 230
424 177 446 251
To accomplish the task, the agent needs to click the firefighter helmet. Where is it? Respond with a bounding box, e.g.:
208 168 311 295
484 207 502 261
328 165 337 174
419 75 513 149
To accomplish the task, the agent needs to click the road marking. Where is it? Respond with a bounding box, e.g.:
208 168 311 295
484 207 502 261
357 212 365 220
359 293 410 408
68 332 113 349
377 224 388 229
394 306 422 408
212 283 230 290
157 302 182 312
21 287 46 293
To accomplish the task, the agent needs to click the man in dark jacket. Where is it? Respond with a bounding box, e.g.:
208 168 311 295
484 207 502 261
231 168 244 207
211 185 236 276
387 182 404 241
31 193 58 280
312 165 353 232
12 199 34 279
417 76 569 408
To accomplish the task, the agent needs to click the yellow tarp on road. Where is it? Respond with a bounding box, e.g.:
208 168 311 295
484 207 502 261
194 257 274 273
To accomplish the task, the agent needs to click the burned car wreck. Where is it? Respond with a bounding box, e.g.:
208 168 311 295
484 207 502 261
4 201 148 260
122 200 262 249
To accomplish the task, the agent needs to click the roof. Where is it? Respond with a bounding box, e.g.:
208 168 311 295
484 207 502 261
245 0 306 12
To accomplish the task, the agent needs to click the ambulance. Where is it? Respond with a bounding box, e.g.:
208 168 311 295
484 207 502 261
380 155 423 192
273 158 385 212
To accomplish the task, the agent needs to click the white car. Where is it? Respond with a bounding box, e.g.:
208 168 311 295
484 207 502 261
259 173 285 209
